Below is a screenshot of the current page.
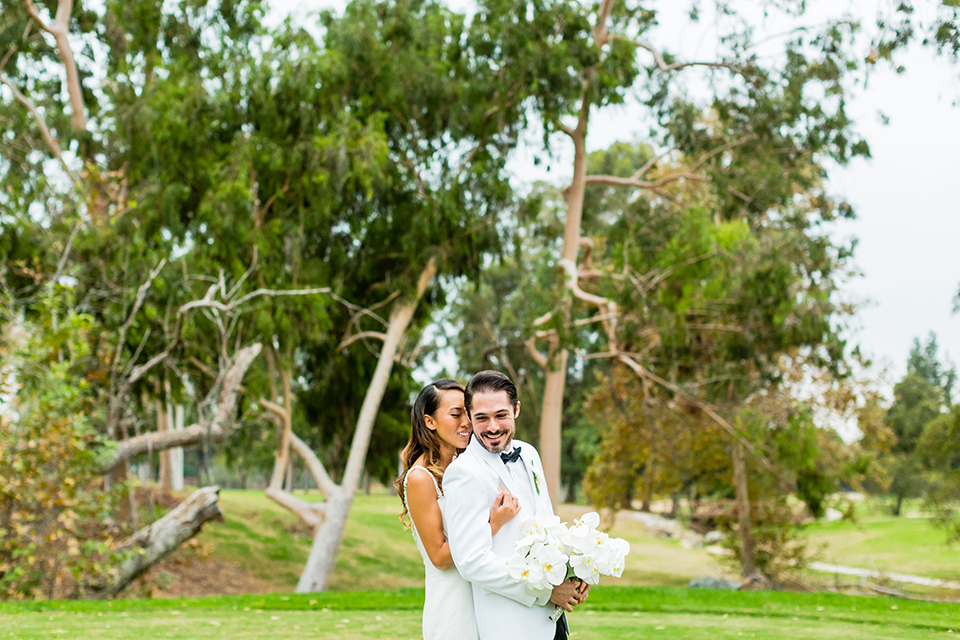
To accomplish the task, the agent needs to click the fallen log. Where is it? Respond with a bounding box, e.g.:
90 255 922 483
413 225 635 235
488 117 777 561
90 486 223 598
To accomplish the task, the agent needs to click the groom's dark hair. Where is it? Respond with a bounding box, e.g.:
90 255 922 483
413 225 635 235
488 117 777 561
464 370 518 416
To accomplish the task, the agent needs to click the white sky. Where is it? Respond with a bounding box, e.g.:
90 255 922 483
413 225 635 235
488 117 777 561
273 0 960 389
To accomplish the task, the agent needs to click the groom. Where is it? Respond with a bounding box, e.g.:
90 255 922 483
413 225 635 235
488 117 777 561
444 370 588 640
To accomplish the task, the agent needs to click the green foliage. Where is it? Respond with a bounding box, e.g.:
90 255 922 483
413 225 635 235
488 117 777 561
882 335 955 517
907 333 956 406
0 292 126 600
916 406 960 541
582 368 729 513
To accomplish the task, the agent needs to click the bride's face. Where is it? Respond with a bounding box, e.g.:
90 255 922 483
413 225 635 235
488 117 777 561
426 389 472 451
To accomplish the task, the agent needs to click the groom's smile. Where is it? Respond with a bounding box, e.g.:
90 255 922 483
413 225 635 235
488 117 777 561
469 390 520 454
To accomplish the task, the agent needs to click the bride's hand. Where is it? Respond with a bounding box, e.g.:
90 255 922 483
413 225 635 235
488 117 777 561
489 486 521 535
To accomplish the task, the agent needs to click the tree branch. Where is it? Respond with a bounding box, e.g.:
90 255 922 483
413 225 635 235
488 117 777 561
101 343 262 473
630 38 747 77
0 74 80 185
111 258 167 380
264 487 325 531
584 171 707 190
90 486 223 598
23 0 86 131
178 286 333 316
337 331 387 352
525 336 548 369
558 258 617 310
258 397 287 420
689 135 757 172
290 431 340 499
593 0 616 48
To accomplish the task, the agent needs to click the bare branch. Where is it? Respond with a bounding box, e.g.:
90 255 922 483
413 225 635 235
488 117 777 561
264 487 325 531
225 246 258 301
258 397 287 420
0 74 80 185
24 0 86 131
101 344 262 473
337 331 387 352
525 336 548 369
573 311 619 327
52 220 82 285
90 486 223 598
126 345 175 386
689 135 757 173
630 38 747 77
584 171 707 190
558 258 616 310
556 121 576 138
0 41 19 75
178 286 332 316
290 431 340 499
533 311 554 327
593 0 615 48
112 258 168 379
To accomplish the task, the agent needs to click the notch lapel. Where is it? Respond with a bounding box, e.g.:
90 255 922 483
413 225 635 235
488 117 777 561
468 439 519 497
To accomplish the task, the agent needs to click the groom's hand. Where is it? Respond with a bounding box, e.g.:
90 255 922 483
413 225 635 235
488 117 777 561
549 577 583 612
575 579 591 604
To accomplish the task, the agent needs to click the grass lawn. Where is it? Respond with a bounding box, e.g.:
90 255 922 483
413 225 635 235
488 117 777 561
2 587 957 639
162 491 735 596
805 513 960 582
557 504 738 587
145 490 960 598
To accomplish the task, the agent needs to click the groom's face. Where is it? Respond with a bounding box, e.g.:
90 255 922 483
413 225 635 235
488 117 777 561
469 390 520 454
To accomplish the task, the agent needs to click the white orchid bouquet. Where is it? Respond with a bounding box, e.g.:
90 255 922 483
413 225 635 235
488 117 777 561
506 511 630 599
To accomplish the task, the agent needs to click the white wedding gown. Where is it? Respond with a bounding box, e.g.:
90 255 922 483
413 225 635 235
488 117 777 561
404 465 479 640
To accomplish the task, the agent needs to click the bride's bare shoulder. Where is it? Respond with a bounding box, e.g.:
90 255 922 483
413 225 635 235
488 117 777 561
406 468 440 504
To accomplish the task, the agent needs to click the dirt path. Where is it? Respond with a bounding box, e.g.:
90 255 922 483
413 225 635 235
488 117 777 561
807 562 960 590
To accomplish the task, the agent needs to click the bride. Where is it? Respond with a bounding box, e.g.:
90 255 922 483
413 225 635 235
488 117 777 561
395 379 521 640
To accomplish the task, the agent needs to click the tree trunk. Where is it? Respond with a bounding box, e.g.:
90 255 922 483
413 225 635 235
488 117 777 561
170 404 185 491
156 396 172 491
894 493 903 517
90 486 222 598
269 368 294 493
732 439 757 578
297 496 351 593
640 485 651 513
538 123 589 510
294 258 437 592
539 354 568 511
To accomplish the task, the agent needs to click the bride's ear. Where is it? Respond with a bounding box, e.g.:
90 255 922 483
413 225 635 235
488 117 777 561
424 414 437 431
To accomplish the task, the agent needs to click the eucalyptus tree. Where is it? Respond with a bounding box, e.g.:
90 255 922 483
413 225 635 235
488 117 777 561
470 0 958 517
0 0 278 595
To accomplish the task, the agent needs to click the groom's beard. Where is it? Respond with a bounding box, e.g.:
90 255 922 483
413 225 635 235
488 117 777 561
476 430 513 454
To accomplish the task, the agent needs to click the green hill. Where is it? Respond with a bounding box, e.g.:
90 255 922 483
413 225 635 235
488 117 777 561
139 489 738 597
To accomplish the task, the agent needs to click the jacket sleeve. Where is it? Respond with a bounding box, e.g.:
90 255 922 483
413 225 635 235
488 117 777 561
444 460 545 607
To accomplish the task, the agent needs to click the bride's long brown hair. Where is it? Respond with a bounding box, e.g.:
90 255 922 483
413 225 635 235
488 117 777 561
394 378 466 527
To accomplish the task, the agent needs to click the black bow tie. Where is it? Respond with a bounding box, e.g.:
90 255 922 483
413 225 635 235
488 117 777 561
500 447 522 464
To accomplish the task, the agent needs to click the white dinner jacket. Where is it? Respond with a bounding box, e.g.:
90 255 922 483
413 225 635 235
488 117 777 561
444 438 557 640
